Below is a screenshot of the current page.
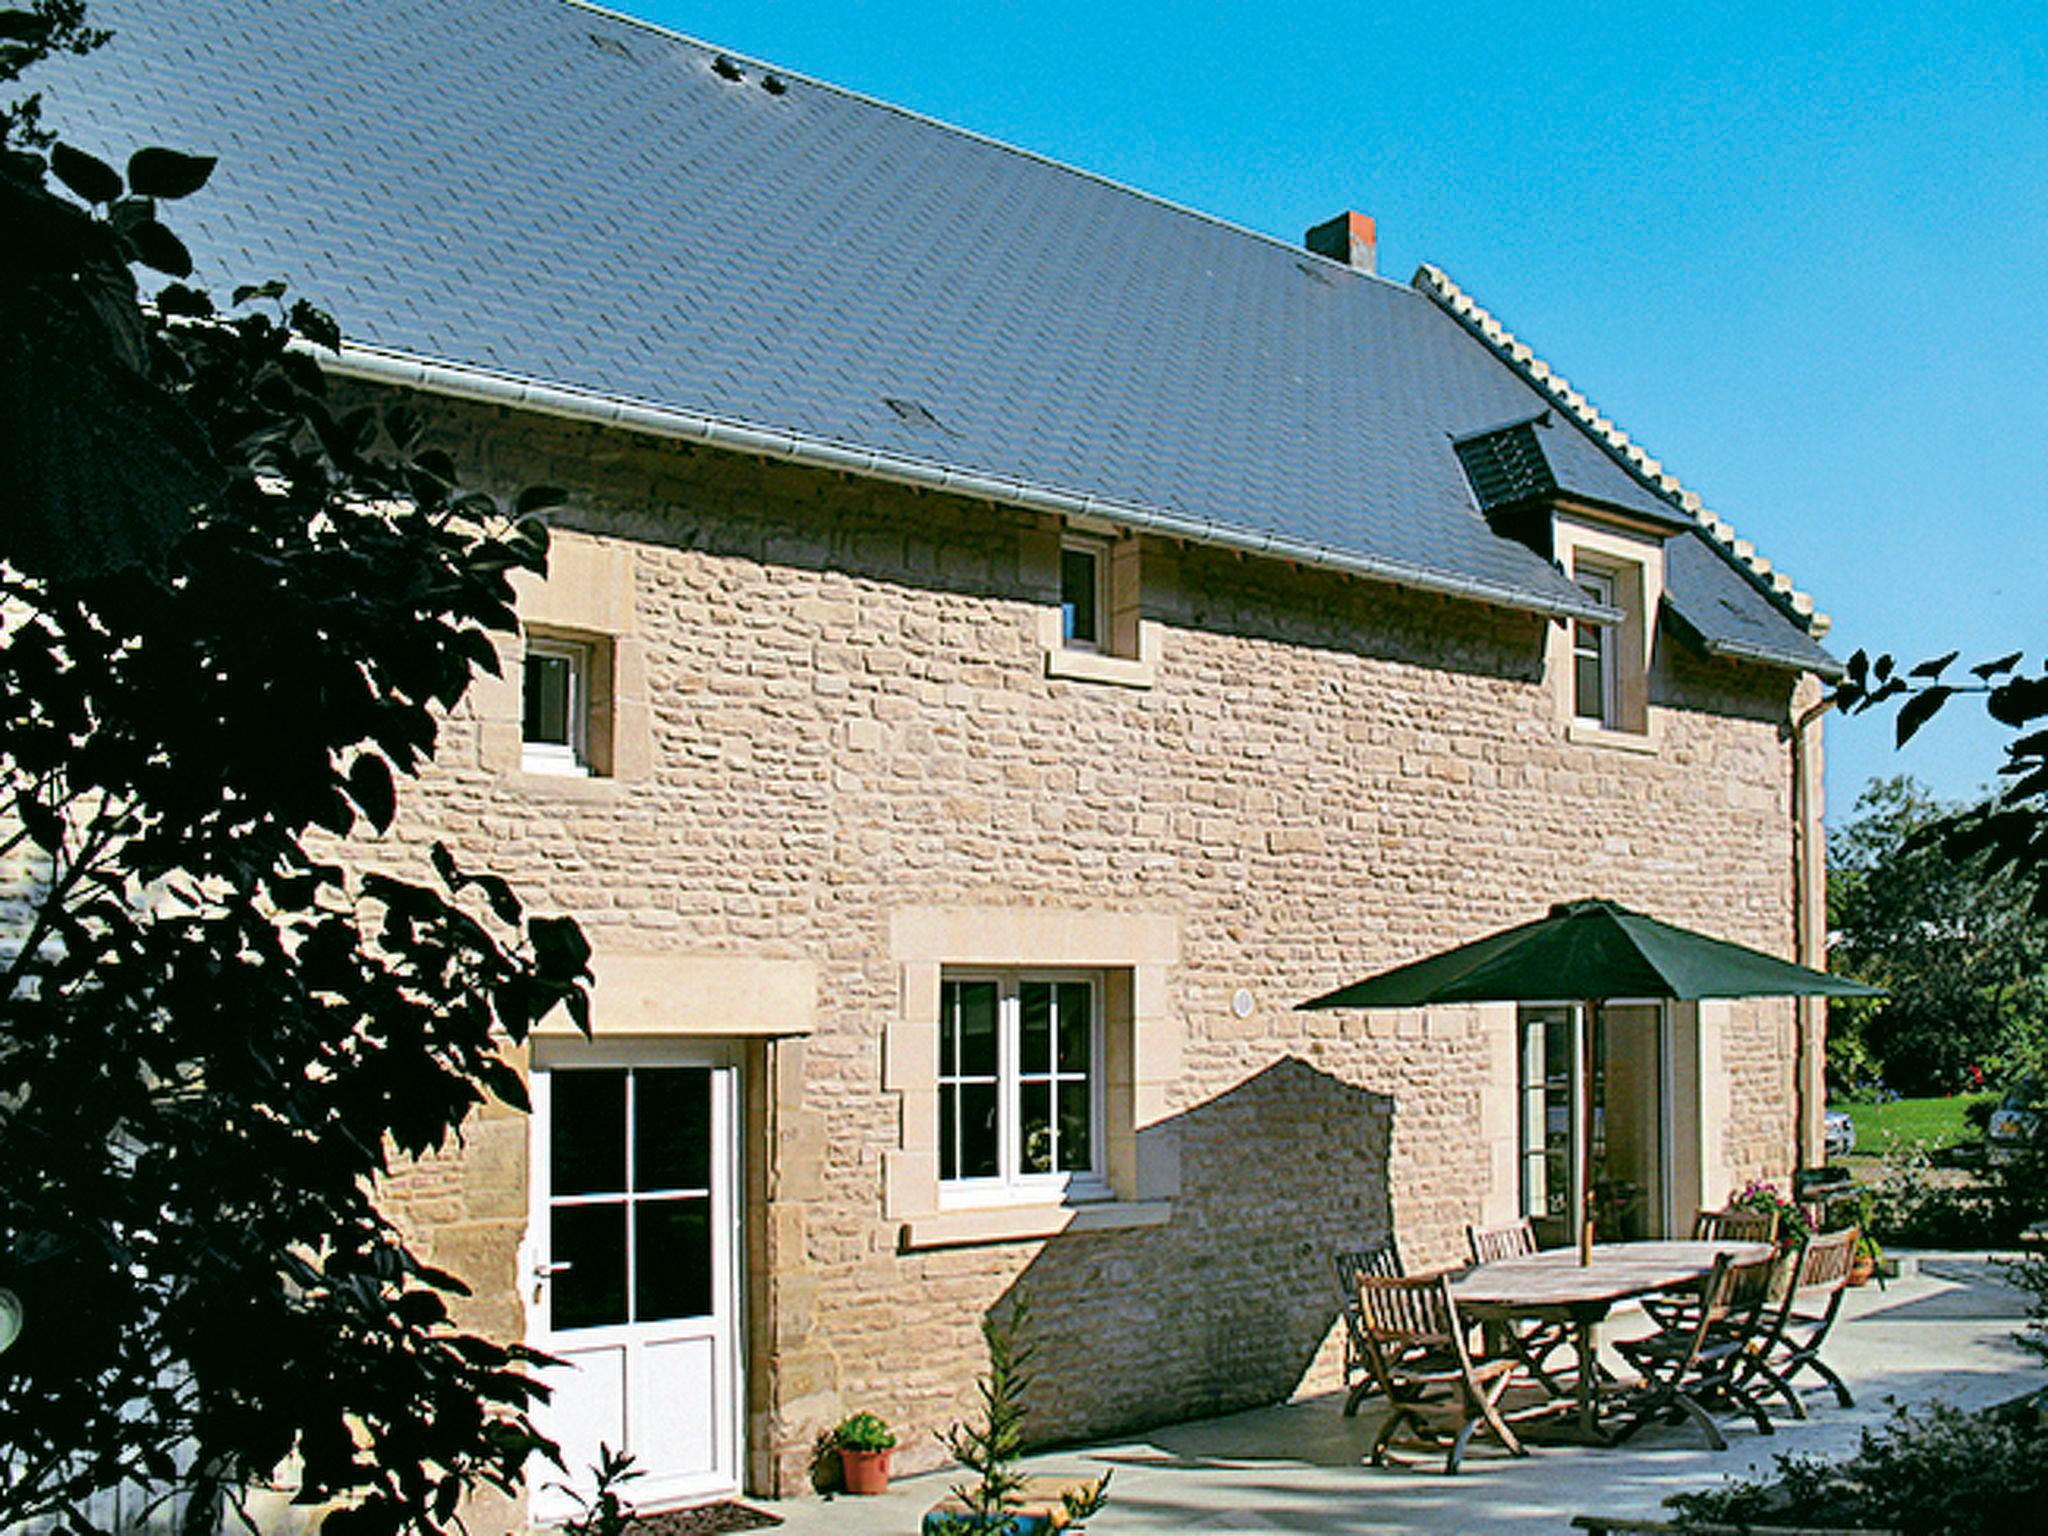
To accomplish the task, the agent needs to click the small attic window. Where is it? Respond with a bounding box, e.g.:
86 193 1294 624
1453 417 1557 512
587 32 635 60
712 55 744 81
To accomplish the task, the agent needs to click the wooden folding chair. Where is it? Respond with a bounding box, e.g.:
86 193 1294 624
1610 1253 1747 1450
1467 1218 1538 1266
1750 1227 1859 1413
1693 1206 1781 1244
1332 1240 1407 1417
1642 1206 1784 1331
1465 1219 1573 1390
1355 1271 1528 1474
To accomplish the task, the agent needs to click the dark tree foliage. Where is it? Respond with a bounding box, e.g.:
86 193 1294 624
1827 777 2048 1095
1835 647 2048 918
1 9 592 1532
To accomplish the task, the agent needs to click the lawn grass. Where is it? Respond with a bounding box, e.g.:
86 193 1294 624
1842 1092 1995 1155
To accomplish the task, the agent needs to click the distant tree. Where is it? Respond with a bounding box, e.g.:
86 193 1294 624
1 8 590 1533
1827 777 2048 1095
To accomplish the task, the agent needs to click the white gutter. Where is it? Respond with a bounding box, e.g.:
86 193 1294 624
315 340 1618 627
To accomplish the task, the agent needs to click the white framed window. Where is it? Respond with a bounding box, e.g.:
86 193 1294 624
1059 537 1107 652
1571 564 1618 727
938 972 1106 1205
523 634 593 775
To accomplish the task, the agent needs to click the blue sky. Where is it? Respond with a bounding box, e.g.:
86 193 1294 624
619 0 2046 825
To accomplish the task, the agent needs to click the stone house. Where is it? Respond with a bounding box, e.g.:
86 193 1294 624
69 0 1844 1519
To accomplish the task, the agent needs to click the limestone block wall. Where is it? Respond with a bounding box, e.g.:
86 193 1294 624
357 395 1805 1500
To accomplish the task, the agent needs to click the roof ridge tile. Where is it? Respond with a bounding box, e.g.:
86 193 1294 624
1411 262 1829 637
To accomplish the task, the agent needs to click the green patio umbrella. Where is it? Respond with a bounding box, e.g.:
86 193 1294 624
1299 898 1881 1264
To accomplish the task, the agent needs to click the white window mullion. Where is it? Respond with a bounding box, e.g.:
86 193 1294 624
999 983 1019 1186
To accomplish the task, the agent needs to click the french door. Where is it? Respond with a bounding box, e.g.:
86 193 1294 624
526 1040 741 1520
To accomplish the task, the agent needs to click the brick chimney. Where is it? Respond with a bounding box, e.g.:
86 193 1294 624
1304 210 1376 275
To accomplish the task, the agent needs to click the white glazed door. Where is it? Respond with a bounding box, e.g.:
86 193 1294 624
527 1044 740 1520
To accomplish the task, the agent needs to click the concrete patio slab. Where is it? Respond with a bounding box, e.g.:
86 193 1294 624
743 1252 2038 1535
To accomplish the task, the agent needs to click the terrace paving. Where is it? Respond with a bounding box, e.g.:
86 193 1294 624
749 1252 2037 1535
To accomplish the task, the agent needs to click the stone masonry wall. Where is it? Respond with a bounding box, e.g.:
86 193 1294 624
360 395 1804 1505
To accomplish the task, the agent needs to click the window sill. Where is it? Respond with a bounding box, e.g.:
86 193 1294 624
1044 647 1155 691
900 1198 1172 1251
510 769 621 801
1566 719 1660 756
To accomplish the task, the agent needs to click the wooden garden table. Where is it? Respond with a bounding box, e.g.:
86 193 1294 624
1450 1239 1775 1439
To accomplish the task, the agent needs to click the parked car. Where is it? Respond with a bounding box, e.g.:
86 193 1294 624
1824 1108 1856 1160
1988 1079 2042 1163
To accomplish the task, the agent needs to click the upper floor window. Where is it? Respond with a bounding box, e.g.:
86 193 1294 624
1061 537 1107 651
523 634 595 775
939 972 1104 1203
1572 565 1618 727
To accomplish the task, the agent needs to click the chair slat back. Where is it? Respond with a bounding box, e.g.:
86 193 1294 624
1334 1241 1404 1299
1467 1218 1538 1266
1693 1206 1779 1244
1355 1272 1459 1349
1724 1254 1780 1312
1797 1227 1859 1293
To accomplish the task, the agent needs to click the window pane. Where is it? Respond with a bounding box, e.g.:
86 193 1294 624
1020 983 1051 1074
551 1071 625 1196
1575 656 1604 719
1055 982 1092 1073
949 980 998 1077
551 1201 627 1331
1061 547 1098 644
940 1084 958 1180
636 1197 712 1322
1057 1081 1092 1172
1020 1080 1052 1174
635 1069 710 1193
524 651 574 745
958 1082 999 1179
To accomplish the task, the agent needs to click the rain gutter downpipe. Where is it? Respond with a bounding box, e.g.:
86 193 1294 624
313 341 1619 627
1791 689 1833 1171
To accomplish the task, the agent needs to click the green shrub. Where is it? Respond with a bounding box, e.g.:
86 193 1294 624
1669 1396 2048 1535
832 1410 897 1452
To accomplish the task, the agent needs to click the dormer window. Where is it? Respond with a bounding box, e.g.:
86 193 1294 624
1572 565 1619 727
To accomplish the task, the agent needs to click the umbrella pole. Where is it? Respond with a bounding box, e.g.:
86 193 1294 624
1579 999 1600 1266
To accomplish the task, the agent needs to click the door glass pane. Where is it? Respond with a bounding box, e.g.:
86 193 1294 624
1057 1081 1092 1172
551 1201 628 1331
1020 1080 1052 1174
1020 983 1051 1074
949 981 998 1077
958 1082 999 1178
635 1197 712 1321
1055 982 1091 1073
635 1069 710 1192
552 1071 626 1196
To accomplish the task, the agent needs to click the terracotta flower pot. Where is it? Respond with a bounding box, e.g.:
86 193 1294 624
840 1446 892 1495
1847 1251 1877 1286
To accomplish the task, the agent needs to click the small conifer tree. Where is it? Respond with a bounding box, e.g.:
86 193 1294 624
931 1292 1110 1533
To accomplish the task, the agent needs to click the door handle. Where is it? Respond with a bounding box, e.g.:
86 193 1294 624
535 1261 573 1277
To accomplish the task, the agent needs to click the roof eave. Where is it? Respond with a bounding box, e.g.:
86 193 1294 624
315 339 1617 625
1662 603 1845 681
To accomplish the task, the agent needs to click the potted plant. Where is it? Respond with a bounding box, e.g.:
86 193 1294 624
833 1410 897 1495
1848 1230 1883 1286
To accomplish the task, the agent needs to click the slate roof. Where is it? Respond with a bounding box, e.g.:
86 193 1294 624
49 0 1835 674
